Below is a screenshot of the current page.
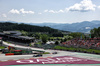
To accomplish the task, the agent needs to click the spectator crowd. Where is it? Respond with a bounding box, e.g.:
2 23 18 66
62 38 100 50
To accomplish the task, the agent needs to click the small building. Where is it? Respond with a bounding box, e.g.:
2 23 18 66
0 31 35 44
3 31 22 36
46 41 55 44
10 36 34 44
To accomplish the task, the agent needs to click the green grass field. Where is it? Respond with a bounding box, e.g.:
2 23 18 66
0 46 5 49
54 46 100 54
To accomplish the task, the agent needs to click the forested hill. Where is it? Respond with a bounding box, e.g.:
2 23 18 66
0 22 59 33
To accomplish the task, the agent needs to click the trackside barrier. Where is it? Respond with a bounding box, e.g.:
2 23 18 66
5 53 14 56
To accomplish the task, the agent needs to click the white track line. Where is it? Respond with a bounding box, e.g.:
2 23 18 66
1 60 8 61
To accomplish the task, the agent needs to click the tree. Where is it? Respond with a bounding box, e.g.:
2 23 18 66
64 35 73 40
55 41 59 45
69 32 82 38
60 39 64 43
21 30 28 36
90 27 100 38
64 38 67 42
52 32 64 37
41 34 48 44
35 33 41 39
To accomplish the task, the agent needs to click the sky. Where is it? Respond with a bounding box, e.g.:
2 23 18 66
0 0 100 24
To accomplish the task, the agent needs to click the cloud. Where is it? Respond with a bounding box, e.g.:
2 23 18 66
38 13 42 14
58 10 64 13
2 14 7 17
48 10 57 13
9 9 20 14
44 10 48 12
9 8 34 14
67 0 96 12
20 8 34 14
44 0 96 13
98 6 100 9
44 9 64 13
44 10 56 13
85 27 91 29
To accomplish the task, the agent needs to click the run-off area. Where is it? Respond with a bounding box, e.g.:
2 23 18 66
0 56 100 66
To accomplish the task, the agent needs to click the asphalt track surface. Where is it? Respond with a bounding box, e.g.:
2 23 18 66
0 41 100 66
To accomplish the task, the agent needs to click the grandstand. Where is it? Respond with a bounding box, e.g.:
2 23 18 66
0 31 35 44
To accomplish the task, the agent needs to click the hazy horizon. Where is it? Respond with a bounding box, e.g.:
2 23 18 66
0 0 100 24
0 20 100 24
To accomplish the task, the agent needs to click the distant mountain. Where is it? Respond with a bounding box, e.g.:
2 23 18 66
31 20 100 33
0 20 100 33
91 20 100 24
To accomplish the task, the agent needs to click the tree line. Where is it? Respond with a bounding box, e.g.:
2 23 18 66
0 22 60 33
0 22 65 37
0 22 58 33
90 27 100 38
